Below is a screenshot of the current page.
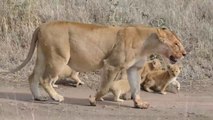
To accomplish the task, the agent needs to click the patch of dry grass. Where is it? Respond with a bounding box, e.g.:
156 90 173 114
0 0 212 88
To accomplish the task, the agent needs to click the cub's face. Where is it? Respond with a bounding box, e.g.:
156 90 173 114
167 64 181 77
151 59 161 70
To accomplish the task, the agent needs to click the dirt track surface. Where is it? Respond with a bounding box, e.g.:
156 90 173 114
0 80 212 120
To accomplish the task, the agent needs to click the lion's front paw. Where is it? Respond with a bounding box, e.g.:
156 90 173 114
51 94 64 102
160 91 167 95
34 96 49 101
134 96 150 109
89 95 97 106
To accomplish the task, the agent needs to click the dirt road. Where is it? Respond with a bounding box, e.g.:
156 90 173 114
0 79 212 120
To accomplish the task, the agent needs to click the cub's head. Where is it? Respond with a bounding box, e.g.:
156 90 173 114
156 27 186 64
167 64 181 77
151 59 161 70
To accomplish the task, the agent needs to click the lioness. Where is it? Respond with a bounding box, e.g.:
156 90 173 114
3 21 186 109
142 64 181 94
51 65 84 88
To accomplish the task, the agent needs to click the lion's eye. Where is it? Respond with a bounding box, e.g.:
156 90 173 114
161 27 167 30
175 43 179 47
174 43 179 50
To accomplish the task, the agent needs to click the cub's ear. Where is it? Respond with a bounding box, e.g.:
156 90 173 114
167 64 172 69
152 60 156 65
178 64 183 70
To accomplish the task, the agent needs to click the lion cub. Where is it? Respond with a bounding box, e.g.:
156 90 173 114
109 69 130 102
101 59 162 102
51 65 84 88
140 59 162 83
98 60 130 102
142 64 180 94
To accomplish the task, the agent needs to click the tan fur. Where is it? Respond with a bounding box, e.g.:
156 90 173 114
102 59 162 102
142 64 181 94
100 61 130 102
3 21 186 109
139 59 162 83
110 79 130 102
51 65 84 88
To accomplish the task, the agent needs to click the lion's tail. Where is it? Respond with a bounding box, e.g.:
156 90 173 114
1 27 39 74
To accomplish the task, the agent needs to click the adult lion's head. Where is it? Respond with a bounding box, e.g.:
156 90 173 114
156 27 186 64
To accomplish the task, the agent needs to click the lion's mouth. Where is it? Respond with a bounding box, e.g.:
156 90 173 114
169 55 177 64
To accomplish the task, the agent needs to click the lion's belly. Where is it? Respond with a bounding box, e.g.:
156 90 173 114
68 54 104 72
68 42 106 72
67 25 119 72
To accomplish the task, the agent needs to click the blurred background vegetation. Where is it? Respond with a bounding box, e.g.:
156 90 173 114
0 0 212 88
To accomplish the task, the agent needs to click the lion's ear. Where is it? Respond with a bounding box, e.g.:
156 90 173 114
160 26 167 30
156 28 166 43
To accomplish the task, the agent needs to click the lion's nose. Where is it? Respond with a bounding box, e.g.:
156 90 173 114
182 53 186 56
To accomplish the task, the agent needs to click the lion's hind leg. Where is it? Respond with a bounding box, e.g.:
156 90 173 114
40 57 69 102
40 75 64 102
29 73 48 101
29 47 47 101
40 65 65 102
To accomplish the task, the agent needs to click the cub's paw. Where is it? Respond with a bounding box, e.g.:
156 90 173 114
96 97 104 101
52 84 58 88
115 98 124 102
160 91 167 95
75 81 85 87
144 88 154 93
79 81 85 85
